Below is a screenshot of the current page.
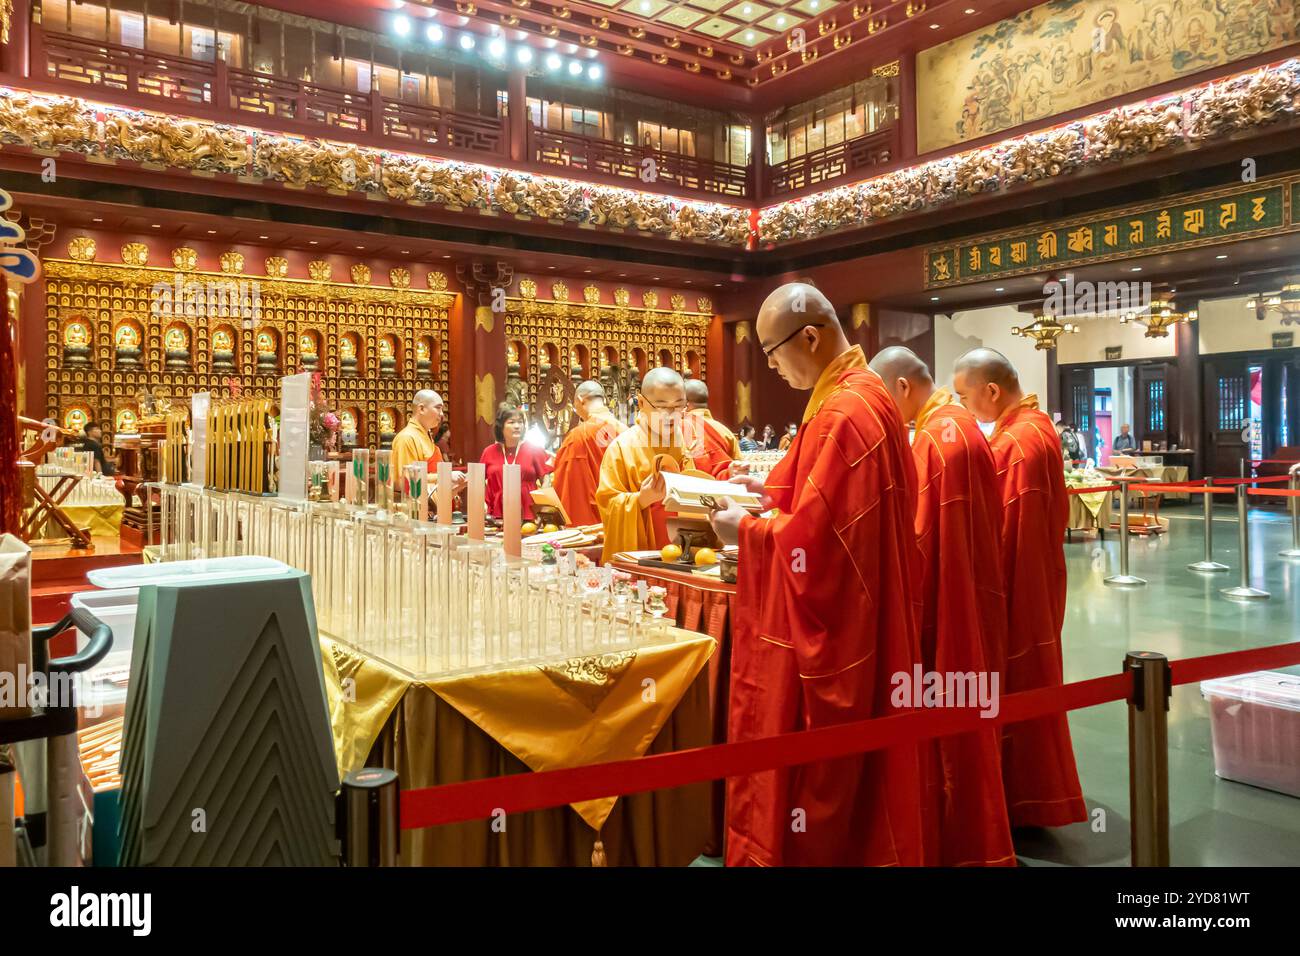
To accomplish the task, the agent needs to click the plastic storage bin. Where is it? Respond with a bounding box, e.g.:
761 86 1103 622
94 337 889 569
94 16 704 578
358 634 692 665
71 588 140 724
1201 672 1300 799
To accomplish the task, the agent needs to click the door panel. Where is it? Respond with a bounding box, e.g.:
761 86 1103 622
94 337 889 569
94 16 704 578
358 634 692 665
1135 364 1171 450
1203 356 1251 478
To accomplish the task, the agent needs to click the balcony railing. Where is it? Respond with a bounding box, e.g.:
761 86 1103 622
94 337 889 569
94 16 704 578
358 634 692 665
383 99 507 154
41 29 214 106
766 126 898 197
227 68 370 132
528 125 751 199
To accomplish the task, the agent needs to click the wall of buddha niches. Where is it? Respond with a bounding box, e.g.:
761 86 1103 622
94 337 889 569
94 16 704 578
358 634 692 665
44 252 453 448
503 280 713 439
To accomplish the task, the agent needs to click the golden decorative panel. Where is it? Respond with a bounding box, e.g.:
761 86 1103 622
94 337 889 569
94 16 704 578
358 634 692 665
696 296 713 314
503 293 711 437
121 242 148 266
41 259 453 451
519 278 537 299
614 288 630 307
917 0 1300 153
67 236 95 261
351 264 372 286
171 247 198 271
582 284 600 305
642 291 659 309
427 271 449 291
389 267 411 289
219 251 244 274
308 260 332 281
551 281 569 302
265 256 289 278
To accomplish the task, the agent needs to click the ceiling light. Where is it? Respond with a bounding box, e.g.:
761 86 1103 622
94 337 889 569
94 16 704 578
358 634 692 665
587 63 603 80
356 245 365 250
459 33 476 50
776 15 787 26
964 7 976 12
426 24 444 44
809 0 819 8
931 296 940 301
151 224 160 228
206 229 216 234
545 53 562 70
309 240 318 245
259 235 269 240
746 31 755 40
995 287 1005 292
92 217 103 223
639 0 652 10
488 37 506 58
1216 254 1228 259
393 15 412 37
516 46 533 65
743 4 753 12
1131 267 1142 272
568 59 583 76
930 23 940 29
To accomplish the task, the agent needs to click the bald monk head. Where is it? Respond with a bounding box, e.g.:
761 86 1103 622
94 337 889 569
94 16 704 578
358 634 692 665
684 378 710 409
574 380 608 420
952 347 1024 424
411 388 446 431
756 283 852 389
869 346 935 423
637 367 688 444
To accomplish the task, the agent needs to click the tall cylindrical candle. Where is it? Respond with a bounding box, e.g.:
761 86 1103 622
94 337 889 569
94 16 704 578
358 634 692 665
375 449 393 512
503 463 521 557
436 461 453 526
467 462 485 540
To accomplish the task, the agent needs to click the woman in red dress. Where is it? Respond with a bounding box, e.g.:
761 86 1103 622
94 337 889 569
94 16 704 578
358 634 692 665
480 405 553 522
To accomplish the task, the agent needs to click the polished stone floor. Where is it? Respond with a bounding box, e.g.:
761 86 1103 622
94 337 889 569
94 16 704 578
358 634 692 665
1022 502 1300 866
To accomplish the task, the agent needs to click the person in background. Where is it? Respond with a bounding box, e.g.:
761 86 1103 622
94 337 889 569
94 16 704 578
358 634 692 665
78 422 115 476
1112 423 1137 453
392 388 466 502
738 425 759 452
552 380 625 525
777 422 797 451
1058 420 1084 463
481 404 553 523
761 424 778 449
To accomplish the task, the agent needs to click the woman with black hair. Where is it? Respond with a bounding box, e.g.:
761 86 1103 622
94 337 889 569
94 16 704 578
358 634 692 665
480 404 553 522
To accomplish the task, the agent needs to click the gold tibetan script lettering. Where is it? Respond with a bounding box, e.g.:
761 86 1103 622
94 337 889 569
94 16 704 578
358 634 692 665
968 247 981 272
1103 224 1119 247
1156 211 1172 239
1219 202 1238 229
1037 232 1058 259
931 254 951 282
989 246 1002 267
1067 226 1093 253
1183 208 1205 234
1010 241 1028 264
1129 220 1145 244
1251 197 1267 221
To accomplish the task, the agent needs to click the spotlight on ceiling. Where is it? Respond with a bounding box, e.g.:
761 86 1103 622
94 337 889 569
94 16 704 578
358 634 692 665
587 63 603 81
488 37 506 58
425 24 444 44
393 15 412 37
568 59 583 76
545 52 562 71
516 46 533 65
459 33 476 51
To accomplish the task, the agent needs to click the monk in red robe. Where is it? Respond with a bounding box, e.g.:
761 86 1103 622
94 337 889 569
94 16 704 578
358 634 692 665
710 283 925 867
870 346 1015 867
684 379 745 480
551 380 625 525
953 348 1087 829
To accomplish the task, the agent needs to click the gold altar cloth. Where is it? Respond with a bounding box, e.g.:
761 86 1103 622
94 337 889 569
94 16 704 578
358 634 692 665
320 630 715 832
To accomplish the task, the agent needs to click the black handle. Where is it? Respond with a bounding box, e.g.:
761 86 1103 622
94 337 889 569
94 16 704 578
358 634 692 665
49 607 114 676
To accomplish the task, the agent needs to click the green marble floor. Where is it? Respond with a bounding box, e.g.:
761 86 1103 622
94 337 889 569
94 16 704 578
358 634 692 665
1022 502 1300 866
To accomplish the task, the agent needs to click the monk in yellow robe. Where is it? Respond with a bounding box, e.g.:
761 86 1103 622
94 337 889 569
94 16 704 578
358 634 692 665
552 380 626 525
596 367 697 564
684 378 745 480
390 389 465 501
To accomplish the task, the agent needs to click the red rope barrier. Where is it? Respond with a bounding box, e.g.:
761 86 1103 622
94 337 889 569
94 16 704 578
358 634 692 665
1214 474 1293 485
1247 487 1300 498
1067 485 1121 495
398 639 1300 830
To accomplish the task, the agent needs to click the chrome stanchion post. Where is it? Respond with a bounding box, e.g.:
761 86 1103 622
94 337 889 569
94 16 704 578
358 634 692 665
1126 651 1170 867
1188 476 1229 572
1222 461 1270 601
1279 463 1300 559
1105 476 1146 587
338 768 400 867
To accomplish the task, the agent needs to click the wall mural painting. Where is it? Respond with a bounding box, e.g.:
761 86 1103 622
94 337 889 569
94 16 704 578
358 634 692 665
917 0 1300 153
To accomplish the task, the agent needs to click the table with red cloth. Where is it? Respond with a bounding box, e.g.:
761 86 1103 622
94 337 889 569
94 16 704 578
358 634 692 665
610 556 737 856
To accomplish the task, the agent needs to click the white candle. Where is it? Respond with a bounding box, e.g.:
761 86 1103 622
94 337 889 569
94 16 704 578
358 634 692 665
436 461 453 526
503 462 521 557
468 461 485 539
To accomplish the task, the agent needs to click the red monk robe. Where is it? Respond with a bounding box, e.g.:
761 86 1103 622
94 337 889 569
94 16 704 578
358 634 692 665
551 412 625 525
687 408 741 479
728 346 925 867
989 395 1087 828
911 389 1015 866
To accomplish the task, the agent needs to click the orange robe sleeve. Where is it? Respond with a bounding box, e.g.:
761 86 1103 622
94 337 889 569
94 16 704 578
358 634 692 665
552 415 624 526
727 369 925 867
989 402 1087 828
912 401 1015 866
687 412 741 479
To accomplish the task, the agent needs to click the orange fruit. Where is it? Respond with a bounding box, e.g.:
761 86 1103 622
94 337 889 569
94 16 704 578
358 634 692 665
694 547 718 566
660 544 683 562
521 522 537 535
543 524 559 534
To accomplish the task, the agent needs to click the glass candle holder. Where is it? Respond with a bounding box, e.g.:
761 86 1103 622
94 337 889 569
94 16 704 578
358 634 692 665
375 449 393 513
350 448 370 508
